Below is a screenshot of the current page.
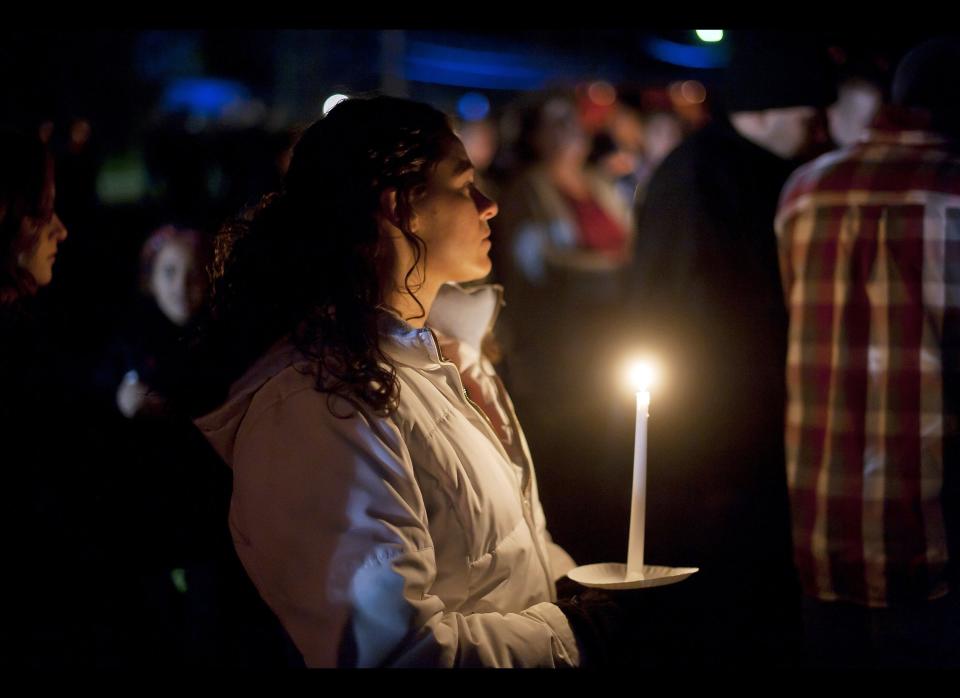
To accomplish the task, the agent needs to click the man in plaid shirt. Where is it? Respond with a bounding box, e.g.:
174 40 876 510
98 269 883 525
775 38 960 667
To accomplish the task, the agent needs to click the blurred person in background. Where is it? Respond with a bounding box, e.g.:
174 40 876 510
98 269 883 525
494 91 632 403
456 116 502 203
93 222 297 667
103 224 209 420
56 117 99 228
0 126 133 667
607 93 646 181
587 130 640 211
611 89 685 208
497 92 632 294
828 75 884 147
826 49 888 148
633 108 684 205
623 32 837 667
493 93 635 567
94 224 217 664
776 37 960 668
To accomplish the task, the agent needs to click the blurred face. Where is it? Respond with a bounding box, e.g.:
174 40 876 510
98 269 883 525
536 99 589 164
764 106 822 159
409 138 498 285
828 80 882 147
149 241 205 326
458 121 498 172
610 107 645 154
643 112 684 167
17 181 68 287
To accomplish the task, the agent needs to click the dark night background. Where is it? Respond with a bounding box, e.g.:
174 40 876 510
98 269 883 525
1 25 934 567
3 28 950 669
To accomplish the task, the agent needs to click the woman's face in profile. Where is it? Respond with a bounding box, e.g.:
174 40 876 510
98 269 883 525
149 241 205 326
409 138 499 285
18 181 68 287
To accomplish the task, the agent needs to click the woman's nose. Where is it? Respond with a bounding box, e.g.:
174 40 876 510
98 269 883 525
52 213 68 241
473 189 498 220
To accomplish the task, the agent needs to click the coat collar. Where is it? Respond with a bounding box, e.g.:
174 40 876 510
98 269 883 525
864 106 956 147
378 282 504 370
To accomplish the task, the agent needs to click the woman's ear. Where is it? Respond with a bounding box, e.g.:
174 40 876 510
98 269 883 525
378 189 401 229
378 188 419 234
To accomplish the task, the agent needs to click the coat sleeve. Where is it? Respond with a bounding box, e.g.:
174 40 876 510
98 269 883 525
229 386 580 668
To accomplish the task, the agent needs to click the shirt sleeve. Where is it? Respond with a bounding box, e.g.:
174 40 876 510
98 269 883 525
228 386 580 668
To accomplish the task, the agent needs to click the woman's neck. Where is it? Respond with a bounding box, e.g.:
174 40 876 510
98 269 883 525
383 281 440 328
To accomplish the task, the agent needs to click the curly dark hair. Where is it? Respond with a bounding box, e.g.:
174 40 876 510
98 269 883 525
0 128 54 305
201 96 455 417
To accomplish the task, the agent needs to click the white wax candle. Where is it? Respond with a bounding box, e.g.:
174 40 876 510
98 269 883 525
626 389 650 578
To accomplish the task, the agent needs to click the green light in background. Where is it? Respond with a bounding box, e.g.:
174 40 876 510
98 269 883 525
171 568 188 594
96 151 148 205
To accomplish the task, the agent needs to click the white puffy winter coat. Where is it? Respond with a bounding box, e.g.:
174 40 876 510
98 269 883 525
194 283 580 667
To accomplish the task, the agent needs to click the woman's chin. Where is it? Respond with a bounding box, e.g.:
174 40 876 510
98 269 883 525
34 268 54 286
470 259 493 282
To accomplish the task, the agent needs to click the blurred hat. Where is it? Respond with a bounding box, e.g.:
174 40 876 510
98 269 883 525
891 36 960 111
725 31 837 112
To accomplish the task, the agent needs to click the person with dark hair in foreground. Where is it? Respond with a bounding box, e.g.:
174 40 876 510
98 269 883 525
776 37 960 668
191 95 659 667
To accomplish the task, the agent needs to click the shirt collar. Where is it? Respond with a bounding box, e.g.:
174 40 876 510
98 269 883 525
863 106 954 147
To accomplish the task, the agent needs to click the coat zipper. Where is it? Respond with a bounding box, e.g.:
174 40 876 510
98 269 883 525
425 325 554 596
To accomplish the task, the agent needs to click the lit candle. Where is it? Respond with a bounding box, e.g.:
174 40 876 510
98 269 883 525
626 361 655 579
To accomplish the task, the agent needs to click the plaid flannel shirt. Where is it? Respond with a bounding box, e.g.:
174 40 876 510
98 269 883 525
775 111 960 607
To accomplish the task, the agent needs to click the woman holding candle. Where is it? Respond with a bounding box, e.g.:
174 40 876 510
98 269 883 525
189 96 659 667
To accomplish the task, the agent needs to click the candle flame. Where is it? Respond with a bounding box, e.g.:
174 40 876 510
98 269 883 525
627 361 657 393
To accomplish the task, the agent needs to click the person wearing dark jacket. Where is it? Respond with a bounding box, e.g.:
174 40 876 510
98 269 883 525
624 33 837 666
